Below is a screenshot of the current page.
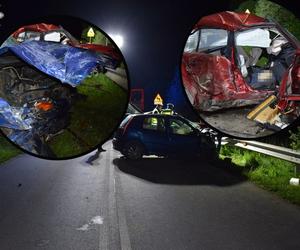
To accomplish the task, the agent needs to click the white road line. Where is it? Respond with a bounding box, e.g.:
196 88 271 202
111 145 132 250
98 144 111 250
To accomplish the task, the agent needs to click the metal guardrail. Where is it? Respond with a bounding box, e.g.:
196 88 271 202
220 137 300 178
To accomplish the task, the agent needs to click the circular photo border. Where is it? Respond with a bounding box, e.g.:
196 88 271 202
0 14 131 160
179 3 300 140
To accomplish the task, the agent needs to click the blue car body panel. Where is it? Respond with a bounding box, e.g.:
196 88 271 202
0 40 106 86
113 114 215 157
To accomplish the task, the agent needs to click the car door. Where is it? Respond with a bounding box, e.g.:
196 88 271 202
166 117 200 155
140 116 169 155
182 28 236 111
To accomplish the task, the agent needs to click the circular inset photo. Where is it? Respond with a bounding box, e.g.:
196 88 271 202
0 16 129 159
181 8 300 138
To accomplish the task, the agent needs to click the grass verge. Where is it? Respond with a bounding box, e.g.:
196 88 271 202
220 145 300 205
0 136 21 164
48 73 127 158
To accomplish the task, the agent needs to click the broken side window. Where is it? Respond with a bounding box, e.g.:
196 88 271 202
198 29 228 51
17 31 41 42
44 32 62 43
235 28 271 76
184 30 200 52
235 28 271 48
235 28 278 89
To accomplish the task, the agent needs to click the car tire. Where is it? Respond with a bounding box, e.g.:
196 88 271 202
123 141 144 160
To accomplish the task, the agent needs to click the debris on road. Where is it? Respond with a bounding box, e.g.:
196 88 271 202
76 216 104 231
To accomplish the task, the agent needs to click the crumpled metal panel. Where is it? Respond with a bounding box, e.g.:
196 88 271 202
12 23 61 38
182 52 271 111
0 40 107 86
0 98 32 130
195 11 266 31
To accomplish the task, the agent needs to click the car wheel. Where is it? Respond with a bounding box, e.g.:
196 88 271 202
123 141 144 160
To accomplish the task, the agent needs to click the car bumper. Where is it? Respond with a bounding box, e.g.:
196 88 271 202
112 138 123 152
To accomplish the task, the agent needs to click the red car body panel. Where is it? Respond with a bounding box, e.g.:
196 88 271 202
195 11 266 31
277 50 300 112
11 23 121 61
78 43 121 61
182 52 270 111
182 12 300 112
12 23 60 38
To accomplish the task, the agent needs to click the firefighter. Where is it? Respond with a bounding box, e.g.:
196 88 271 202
152 103 163 114
162 103 175 115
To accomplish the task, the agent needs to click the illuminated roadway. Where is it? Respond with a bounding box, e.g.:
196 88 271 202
0 140 299 249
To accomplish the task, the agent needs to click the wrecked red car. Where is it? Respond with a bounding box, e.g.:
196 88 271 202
181 11 300 115
5 23 121 65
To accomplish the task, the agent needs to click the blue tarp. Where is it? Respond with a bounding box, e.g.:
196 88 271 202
0 40 108 86
0 40 115 155
0 98 32 130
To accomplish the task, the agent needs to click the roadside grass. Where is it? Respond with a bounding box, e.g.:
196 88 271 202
48 73 127 158
220 145 300 205
0 136 21 164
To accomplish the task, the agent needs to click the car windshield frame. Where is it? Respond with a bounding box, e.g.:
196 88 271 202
184 28 229 53
236 22 299 48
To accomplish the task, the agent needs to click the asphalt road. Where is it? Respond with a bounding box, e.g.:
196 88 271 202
0 141 299 250
200 107 274 138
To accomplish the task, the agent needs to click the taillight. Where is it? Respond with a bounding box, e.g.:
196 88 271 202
123 117 132 135
114 128 124 138
122 116 133 135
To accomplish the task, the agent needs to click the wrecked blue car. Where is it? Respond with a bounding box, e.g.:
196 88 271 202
0 39 113 157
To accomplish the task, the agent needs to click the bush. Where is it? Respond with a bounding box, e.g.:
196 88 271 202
254 0 300 40
289 127 300 150
236 0 300 40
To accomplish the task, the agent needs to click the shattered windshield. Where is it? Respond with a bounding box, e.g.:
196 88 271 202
17 31 40 42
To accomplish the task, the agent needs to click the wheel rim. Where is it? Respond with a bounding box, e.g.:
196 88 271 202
126 143 142 159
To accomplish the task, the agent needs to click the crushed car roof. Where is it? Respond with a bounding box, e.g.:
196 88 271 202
12 23 61 38
195 11 267 31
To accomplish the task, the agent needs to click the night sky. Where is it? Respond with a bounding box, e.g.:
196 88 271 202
0 0 297 96
0 0 299 136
